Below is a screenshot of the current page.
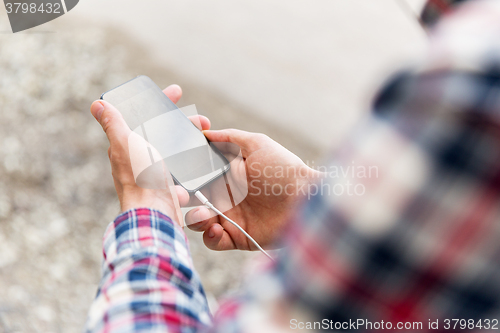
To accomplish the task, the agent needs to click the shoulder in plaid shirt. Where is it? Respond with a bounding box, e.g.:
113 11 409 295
86 1 500 332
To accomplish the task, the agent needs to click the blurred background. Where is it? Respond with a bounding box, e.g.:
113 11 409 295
0 0 427 331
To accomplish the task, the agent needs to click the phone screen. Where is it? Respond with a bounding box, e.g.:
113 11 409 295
101 75 230 192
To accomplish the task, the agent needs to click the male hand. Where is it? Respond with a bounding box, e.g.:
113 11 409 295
185 128 321 251
90 85 208 225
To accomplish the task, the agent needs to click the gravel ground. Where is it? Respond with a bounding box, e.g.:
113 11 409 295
0 20 321 333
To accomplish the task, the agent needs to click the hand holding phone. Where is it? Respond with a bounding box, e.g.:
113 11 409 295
90 84 191 225
101 76 230 193
185 127 317 250
93 78 317 251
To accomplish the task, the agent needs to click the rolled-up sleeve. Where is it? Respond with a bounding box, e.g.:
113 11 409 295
85 208 212 333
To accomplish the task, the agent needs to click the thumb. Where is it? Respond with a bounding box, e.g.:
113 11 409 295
203 129 256 157
91 100 131 145
203 223 237 251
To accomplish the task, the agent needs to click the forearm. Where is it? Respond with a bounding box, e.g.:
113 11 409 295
85 208 211 333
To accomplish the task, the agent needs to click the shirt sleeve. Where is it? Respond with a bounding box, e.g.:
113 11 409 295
211 3 500 331
85 208 212 333
210 76 500 331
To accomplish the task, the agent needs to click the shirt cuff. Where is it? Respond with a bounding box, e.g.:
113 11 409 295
102 208 191 270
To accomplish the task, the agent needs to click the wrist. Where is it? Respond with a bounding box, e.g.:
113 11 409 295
120 188 180 225
104 208 187 263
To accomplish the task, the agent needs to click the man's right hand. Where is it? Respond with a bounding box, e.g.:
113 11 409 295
185 127 321 251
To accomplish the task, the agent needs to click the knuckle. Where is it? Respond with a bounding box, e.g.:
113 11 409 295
255 133 269 141
100 113 114 133
224 128 237 139
109 149 126 163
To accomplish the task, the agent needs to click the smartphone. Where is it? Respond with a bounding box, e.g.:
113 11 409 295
101 75 230 193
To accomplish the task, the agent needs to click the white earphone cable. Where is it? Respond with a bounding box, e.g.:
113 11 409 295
194 191 275 262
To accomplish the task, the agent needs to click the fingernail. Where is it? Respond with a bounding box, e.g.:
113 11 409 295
208 228 215 238
170 84 181 92
91 102 104 121
193 207 209 223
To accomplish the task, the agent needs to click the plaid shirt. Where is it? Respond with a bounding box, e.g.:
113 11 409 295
86 1 500 332
421 0 470 26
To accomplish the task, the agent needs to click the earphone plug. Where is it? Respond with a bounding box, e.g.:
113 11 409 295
194 191 210 205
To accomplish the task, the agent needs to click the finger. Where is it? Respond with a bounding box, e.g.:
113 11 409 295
209 142 242 160
180 184 221 208
91 100 131 144
186 206 217 231
203 223 237 251
179 194 203 208
203 129 256 157
188 115 211 131
162 84 183 104
175 185 190 207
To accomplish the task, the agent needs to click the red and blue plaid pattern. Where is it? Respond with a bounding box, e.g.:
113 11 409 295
86 208 212 332
86 1 500 332
421 0 470 26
